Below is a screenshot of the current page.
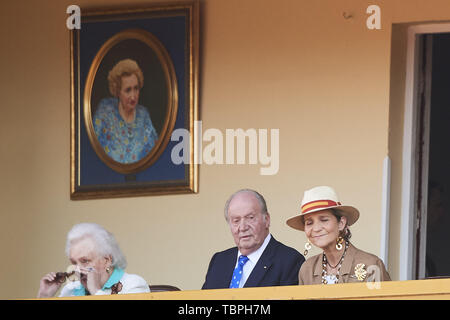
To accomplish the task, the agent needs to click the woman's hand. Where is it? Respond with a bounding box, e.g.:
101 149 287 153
79 267 103 295
37 272 63 298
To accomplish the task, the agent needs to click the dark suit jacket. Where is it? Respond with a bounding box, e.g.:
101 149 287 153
202 235 304 289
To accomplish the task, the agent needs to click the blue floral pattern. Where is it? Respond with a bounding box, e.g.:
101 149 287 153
93 97 158 164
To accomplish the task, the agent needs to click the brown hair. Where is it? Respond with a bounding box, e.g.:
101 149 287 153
330 208 352 241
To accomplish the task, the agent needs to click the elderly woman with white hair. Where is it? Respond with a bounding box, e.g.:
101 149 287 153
37 223 150 297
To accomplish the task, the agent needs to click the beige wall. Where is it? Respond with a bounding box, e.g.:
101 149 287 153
1 0 449 299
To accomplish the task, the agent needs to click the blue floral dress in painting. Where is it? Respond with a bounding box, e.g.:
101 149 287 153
93 97 158 164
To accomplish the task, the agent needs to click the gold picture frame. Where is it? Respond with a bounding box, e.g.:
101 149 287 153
70 1 199 200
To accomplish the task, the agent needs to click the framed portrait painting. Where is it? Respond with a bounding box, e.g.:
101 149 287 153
70 1 199 200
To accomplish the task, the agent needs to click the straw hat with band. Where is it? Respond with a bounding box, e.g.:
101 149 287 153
286 186 360 231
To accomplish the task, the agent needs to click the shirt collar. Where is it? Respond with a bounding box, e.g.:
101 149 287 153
72 268 125 295
339 243 356 276
237 233 271 264
313 253 323 276
73 284 87 296
102 268 125 289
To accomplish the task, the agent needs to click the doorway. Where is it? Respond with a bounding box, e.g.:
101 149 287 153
398 24 450 280
424 33 450 278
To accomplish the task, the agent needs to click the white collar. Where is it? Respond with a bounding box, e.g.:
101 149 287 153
237 233 271 264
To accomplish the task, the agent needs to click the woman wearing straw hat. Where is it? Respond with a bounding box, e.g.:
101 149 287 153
286 186 391 285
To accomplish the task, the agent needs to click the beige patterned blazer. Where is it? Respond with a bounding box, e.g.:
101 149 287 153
298 243 391 285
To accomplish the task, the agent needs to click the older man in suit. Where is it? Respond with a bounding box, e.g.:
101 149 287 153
202 189 304 289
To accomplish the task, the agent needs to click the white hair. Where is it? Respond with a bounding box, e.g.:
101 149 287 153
65 223 127 270
224 189 268 222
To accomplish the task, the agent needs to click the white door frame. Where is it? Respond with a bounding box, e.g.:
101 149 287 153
400 23 450 280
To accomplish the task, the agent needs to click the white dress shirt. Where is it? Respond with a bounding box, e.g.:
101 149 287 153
235 233 271 288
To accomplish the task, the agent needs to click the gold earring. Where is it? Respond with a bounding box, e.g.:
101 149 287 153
106 267 111 274
304 240 312 256
336 236 344 251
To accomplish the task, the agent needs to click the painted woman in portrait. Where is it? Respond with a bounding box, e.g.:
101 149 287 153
93 59 158 164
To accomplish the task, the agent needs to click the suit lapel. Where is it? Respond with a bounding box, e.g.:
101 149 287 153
243 236 277 287
222 247 238 288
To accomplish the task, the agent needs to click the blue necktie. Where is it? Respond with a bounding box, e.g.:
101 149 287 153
229 255 249 288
